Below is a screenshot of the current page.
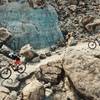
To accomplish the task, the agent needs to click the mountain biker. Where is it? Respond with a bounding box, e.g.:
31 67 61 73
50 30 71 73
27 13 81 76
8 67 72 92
8 52 22 66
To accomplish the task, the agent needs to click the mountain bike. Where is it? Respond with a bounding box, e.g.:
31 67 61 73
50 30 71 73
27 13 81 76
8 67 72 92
0 61 26 79
88 38 100 49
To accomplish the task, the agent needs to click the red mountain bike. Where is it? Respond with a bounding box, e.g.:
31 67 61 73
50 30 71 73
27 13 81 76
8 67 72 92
0 61 26 79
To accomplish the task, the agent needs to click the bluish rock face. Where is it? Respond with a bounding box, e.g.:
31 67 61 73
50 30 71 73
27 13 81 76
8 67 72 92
0 3 63 50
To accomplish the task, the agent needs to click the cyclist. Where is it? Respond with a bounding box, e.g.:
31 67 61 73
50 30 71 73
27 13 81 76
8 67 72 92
8 52 22 69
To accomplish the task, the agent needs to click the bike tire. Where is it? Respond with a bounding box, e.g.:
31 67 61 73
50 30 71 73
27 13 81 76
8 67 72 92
17 64 26 74
88 41 96 49
0 68 12 79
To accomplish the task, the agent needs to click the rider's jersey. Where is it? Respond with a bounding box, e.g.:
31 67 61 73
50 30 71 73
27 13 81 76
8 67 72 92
14 59 22 65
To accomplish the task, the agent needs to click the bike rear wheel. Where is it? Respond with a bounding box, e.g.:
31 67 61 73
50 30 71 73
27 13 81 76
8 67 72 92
0 68 12 79
88 41 96 49
17 64 26 74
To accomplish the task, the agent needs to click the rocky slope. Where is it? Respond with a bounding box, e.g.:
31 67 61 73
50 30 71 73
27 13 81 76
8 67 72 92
48 0 100 39
0 0 100 100
0 42 100 100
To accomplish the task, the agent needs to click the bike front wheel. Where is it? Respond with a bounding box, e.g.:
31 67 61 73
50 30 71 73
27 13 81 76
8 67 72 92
17 64 26 74
88 41 96 49
0 68 12 79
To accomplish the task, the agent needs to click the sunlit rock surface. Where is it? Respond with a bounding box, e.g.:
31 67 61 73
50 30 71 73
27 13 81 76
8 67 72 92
0 3 63 50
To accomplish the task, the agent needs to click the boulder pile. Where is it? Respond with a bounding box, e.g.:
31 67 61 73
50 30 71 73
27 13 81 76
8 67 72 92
48 0 100 39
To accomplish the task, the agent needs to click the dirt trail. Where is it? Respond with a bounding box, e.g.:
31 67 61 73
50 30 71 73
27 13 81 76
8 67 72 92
27 41 100 72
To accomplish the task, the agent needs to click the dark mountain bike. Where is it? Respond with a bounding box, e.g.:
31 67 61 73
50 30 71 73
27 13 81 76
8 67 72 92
88 38 100 49
0 62 26 79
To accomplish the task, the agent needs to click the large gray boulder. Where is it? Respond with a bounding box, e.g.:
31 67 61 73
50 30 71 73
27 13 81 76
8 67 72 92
22 79 45 100
0 54 11 68
2 79 20 90
0 3 63 50
36 61 65 85
20 44 39 62
0 45 13 57
0 86 10 93
63 43 100 99
0 27 12 48
85 19 100 33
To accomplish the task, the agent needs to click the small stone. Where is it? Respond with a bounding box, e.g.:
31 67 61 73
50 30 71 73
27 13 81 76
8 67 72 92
45 52 52 57
39 54 46 59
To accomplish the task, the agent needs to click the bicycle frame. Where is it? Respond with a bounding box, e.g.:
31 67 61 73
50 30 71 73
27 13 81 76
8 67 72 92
8 63 20 71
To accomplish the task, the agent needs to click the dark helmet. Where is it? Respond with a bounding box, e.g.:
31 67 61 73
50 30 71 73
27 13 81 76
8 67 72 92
9 52 20 60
